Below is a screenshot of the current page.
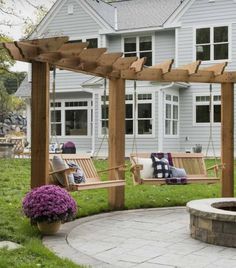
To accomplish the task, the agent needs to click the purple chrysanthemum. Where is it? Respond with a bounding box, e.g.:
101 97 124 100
22 185 77 223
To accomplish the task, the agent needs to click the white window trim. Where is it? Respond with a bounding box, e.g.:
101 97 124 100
121 34 155 66
193 23 232 63
99 91 155 138
164 92 179 138
69 35 100 47
50 103 62 138
192 93 221 127
50 99 92 138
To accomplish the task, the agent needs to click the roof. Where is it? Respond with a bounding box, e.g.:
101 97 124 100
86 0 185 31
84 0 115 29
15 75 31 98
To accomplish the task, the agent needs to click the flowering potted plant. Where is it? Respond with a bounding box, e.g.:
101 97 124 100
22 185 77 235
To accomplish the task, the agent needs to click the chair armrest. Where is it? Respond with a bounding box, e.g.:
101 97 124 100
130 164 143 185
97 164 127 174
49 167 76 176
207 163 224 178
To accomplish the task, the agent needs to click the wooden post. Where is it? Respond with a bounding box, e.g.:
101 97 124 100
221 82 234 197
108 78 126 209
31 62 50 188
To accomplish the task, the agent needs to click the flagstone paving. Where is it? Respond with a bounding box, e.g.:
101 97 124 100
43 207 236 268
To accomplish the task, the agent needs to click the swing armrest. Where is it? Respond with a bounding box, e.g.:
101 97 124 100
97 164 127 174
207 164 224 171
130 164 143 185
49 167 76 176
207 164 224 178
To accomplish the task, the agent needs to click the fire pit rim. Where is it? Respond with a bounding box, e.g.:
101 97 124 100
186 198 236 222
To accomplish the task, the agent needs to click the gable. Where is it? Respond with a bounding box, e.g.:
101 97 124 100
31 0 110 39
175 0 236 26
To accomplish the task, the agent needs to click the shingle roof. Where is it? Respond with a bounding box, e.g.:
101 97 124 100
85 0 116 28
86 0 184 31
15 75 31 98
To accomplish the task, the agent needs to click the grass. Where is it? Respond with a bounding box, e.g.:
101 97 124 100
0 157 234 267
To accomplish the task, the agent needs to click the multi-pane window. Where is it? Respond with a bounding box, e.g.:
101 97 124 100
195 95 221 123
137 94 152 135
50 100 91 136
65 101 88 136
50 102 62 136
165 94 179 136
124 36 152 66
196 26 229 61
100 93 153 135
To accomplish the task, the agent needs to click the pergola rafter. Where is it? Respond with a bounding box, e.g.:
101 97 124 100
1 36 234 208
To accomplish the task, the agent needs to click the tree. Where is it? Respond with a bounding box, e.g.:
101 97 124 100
23 4 51 38
0 71 26 94
0 35 15 73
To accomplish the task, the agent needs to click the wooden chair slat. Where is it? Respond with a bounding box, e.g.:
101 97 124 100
49 154 125 191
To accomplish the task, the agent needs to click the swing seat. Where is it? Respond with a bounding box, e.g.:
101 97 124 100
49 154 125 191
130 152 221 185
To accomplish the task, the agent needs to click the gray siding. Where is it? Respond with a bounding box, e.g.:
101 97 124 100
180 0 236 27
45 0 101 37
50 71 94 91
107 35 122 52
176 0 236 156
179 85 221 156
155 30 175 64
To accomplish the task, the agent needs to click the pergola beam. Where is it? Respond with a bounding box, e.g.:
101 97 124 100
1 36 235 206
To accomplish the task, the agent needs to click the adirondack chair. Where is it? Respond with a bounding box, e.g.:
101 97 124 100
49 154 125 191
130 152 221 185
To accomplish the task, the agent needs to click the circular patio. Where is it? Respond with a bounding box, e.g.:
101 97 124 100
43 207 236 268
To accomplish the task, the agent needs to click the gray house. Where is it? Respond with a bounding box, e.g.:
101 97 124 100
16 0 235 156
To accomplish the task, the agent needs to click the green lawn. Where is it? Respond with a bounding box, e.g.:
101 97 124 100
0 158 234 267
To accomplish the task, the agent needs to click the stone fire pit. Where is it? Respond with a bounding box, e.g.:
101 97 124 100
187 198 236 248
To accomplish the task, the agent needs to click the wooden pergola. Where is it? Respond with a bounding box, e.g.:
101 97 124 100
1 36 235 209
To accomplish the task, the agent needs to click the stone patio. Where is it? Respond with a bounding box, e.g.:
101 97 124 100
43 207 236 268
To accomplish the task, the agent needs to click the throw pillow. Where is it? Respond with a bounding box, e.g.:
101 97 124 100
133 157 154 179
151 156 171 178
67 161 86 184
170 166 187 177
52 156 75 186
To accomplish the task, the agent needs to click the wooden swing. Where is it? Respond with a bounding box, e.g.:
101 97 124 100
49 154 125 191
130 152 221 185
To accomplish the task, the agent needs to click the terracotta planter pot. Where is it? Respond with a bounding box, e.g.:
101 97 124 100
37 221 61 235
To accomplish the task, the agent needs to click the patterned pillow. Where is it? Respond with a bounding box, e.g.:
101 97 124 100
151 156 171 178
67 161 86 184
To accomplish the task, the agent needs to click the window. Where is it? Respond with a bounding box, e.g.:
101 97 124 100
195 95 221 124
86 38 98 48
65 110 88 136
196 26 229 61
68 38 98 48
165 94 179 136
100 93 153 136
50 100 91 137
124 36 152 66
50 102 62 136
65 101 89 136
